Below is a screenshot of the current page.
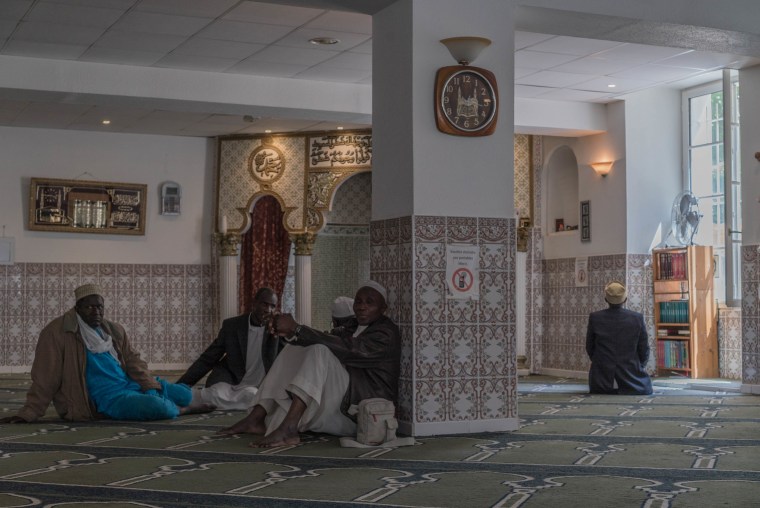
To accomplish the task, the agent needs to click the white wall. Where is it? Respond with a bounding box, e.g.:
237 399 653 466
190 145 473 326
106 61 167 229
740 65 760 245
373 0 515 220
623 87 682 253
542 102 627 259
1 126 214 264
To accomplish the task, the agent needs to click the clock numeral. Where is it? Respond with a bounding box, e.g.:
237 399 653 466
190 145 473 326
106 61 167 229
446 107 452 116
443 96 449 104
463 75 471 83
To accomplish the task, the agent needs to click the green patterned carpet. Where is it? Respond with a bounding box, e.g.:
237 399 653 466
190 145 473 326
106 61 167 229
1 373 758 507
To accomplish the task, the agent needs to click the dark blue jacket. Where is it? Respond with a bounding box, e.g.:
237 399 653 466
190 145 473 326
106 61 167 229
586 306 653 395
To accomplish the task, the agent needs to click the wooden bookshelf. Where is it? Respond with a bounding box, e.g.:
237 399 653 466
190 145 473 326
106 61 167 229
652 246 718 378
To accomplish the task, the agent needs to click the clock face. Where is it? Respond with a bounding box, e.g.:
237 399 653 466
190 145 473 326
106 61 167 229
435 66 498 136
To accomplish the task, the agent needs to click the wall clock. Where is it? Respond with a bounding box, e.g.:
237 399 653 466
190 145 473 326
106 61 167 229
434 65 498 137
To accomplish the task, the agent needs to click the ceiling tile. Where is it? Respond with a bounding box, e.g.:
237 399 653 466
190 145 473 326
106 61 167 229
26 2 124 28
249 44 339 66
3 40 87 58
0 99 29 112
173 37 264 59
349 39 372 54
197 20 294 44
238 118 322 133
610 63 704 82
275 28 370 51
135 0 238 18
514 84 552 98
0 0 33 20
536 88 613 102
514 49 579 70
94 30 186 52
222 1 324 26
110 11 212 36
79 46 165 65
317 51 371 70
516 70 590 87
0 19 16 38
551 56 633 75
594 43 692 65
14 21 104 44
655 50 749 70
514 31 554 50
514 67 539 79
304 11 372 35
44 0 137 9
527 36 623 56
572 75 654 93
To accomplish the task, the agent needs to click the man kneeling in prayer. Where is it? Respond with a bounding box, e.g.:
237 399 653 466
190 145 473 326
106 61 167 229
219 281 400 448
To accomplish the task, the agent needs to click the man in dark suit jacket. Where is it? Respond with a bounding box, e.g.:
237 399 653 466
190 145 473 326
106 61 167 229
177 288 285 409
586 281 653 395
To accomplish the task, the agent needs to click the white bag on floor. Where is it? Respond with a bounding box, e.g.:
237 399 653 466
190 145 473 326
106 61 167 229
339 398 415 448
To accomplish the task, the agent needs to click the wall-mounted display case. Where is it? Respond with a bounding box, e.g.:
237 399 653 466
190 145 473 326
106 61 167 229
28 177 147 235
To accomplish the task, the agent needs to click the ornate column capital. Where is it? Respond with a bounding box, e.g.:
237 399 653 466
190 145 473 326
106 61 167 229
290 232 317 256
216 232 242 256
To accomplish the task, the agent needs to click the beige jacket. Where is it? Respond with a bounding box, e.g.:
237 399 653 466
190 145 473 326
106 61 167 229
17 307 160 422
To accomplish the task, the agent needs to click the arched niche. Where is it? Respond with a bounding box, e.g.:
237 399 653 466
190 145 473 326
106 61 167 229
545 145 579 234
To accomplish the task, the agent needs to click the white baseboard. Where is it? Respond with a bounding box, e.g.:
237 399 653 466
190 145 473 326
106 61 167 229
399 417 520 437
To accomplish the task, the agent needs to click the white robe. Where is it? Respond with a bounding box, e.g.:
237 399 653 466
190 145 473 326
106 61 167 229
254 343 356 437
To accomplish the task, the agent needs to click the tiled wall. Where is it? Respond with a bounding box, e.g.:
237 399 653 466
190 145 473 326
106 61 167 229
371 215 517 432
537 253 657 374
718 306 742 380
741 245 759 386
0 262 216 372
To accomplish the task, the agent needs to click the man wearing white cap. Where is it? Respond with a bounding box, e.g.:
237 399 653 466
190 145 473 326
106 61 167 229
1 284 193 423
586 281 653 395
328 296 358 336
220 280 400 447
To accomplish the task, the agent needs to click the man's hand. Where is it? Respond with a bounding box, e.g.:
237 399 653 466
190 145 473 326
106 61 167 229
273 313 298 338
0 415 27 424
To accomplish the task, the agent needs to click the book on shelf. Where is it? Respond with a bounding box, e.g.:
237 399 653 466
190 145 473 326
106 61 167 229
656 251 688 280
657 340 690 369
658 300 689 323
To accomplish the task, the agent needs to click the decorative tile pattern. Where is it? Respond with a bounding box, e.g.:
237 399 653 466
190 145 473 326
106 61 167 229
741 245 759 385
0 262 216 371
514 134 532 219
371 215 517 430
718 306 742 380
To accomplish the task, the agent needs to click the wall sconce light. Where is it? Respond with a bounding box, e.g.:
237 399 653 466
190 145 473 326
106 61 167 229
440 36 491 65
591 161 613 177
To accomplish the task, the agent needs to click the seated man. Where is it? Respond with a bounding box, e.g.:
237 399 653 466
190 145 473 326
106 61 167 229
327 296 358 336
177 287 284 410
586 281 653 395
220 281 400 448
1 284 192 423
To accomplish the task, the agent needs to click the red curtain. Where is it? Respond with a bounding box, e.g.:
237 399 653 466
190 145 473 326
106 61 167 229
238 195 292 313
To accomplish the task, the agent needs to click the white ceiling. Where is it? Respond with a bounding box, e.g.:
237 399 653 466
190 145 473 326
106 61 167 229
0 0 757 137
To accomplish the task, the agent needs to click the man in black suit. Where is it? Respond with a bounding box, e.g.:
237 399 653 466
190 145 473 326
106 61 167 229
586 281 653 395
178 287 285 410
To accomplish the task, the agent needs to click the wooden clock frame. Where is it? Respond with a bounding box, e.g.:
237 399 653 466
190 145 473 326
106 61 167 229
434 65 499 137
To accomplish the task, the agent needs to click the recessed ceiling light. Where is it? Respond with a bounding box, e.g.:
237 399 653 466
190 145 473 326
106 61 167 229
265 129 272 133
337 126 344 130
101 119 111 125
309 37 340 45
607 84 616 88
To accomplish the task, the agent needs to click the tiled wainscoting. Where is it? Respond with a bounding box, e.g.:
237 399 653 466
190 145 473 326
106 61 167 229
742 245 760 388
718 306 742 380
535 253 655 375
371 216 518 434
0 262 216 372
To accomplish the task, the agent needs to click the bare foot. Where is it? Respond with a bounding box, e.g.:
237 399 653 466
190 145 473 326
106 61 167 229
250 425 300 448
180 403 216 415
217 413 266 435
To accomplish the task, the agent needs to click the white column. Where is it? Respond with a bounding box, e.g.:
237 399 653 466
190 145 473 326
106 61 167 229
219 254 238 321
295 254 312 326
291 232 316 326
217 232 241 322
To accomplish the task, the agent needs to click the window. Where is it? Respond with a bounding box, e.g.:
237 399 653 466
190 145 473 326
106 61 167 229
683 70 741 305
